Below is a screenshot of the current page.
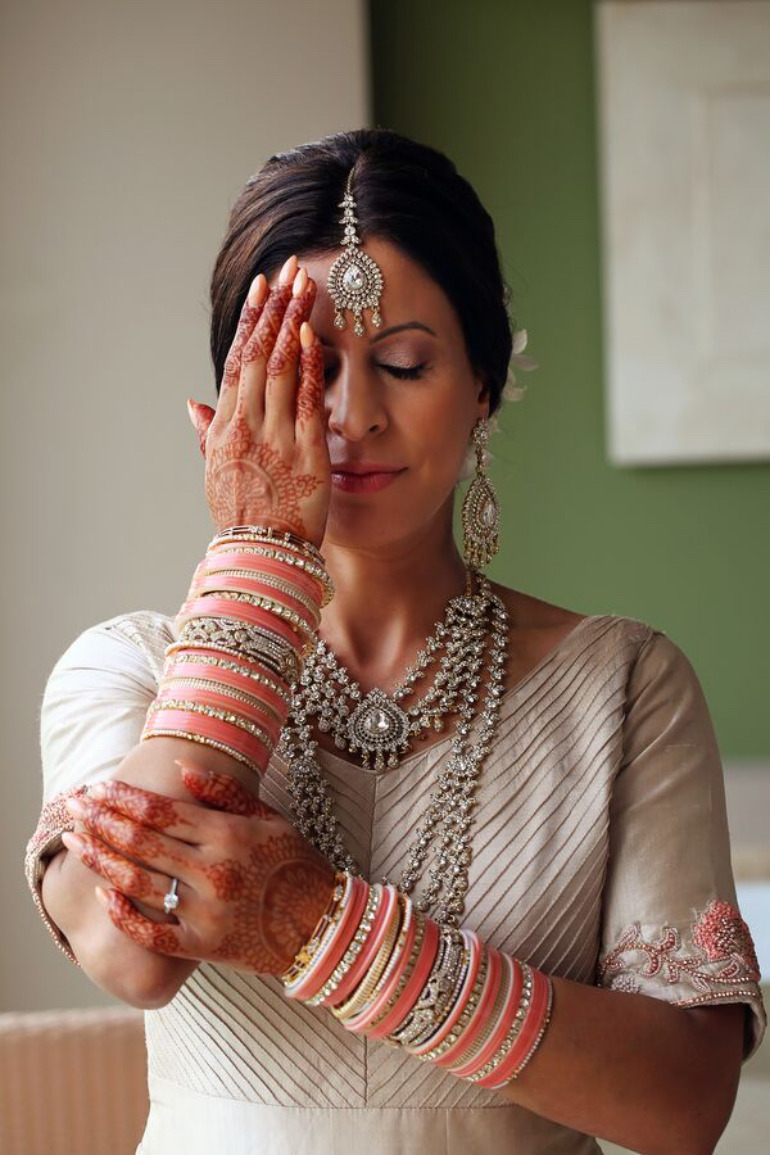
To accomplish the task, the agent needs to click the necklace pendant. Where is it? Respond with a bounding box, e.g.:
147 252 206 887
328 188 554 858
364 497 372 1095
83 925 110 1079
347 688 411 771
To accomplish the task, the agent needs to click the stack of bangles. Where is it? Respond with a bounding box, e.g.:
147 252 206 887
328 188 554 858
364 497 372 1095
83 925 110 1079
280 874 554 1088
140 524 334 776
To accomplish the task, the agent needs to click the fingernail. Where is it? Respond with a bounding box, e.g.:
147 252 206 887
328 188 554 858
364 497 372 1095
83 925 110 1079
174 758 210 778
62 832 85 853
247 273 267 305
94 887 110 907
299 321 315 349
186 398 197 426
65 797 88 816
279 254 298 285
292 268 308 298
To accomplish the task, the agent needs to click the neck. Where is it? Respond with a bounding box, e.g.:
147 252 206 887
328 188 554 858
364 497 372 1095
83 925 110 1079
319 509 469 692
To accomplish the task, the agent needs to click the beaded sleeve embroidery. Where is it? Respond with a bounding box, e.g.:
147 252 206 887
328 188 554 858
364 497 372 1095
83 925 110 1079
597 899 761 1005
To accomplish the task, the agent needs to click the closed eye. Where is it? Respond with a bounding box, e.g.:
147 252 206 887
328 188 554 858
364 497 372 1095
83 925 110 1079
322 361 430 382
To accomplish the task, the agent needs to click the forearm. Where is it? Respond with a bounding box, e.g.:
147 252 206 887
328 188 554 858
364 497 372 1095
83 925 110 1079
496 974 743 1154
280 877 743 1155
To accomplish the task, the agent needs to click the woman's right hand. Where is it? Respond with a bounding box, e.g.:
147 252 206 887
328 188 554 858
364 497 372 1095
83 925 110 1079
187 254 330 548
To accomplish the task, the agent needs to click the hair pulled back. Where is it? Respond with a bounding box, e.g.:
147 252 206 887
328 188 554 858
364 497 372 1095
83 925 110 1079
210 128 515 415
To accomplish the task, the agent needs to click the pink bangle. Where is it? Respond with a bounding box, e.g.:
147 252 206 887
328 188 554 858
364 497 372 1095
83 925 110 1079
161 658 289 715
377 916 441 1041
141 708 271 772
443 946 503 1073
161 648 291 702
459 954 522 1079
344 899 416 1034
286 876 369 1002
175 596 308 649
189 573 321 627
152 684 282 737
329 884 399 1011
480 967 553 1088
410 930 481 1057
201 552 324 603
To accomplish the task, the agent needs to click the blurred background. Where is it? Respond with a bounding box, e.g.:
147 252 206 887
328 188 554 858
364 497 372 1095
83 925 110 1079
1 1 767 1151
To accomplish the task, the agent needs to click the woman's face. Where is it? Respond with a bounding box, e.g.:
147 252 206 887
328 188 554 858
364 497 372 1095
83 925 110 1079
292 237 489 552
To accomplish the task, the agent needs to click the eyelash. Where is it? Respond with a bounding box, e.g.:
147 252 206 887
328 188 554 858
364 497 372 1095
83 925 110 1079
323 362 429 381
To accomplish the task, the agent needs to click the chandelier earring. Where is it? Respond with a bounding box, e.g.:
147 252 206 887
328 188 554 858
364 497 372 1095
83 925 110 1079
461 417 500 570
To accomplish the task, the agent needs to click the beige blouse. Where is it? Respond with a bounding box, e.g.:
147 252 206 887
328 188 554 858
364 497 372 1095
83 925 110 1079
26 608 766 1154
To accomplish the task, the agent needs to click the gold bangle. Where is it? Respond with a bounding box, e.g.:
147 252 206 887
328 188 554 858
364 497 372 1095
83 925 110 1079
332 893 405 1021
466 962 533 1082
280 871 351 986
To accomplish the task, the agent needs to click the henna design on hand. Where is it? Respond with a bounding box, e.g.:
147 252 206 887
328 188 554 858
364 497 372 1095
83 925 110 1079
205 416 323 534
223 300 264 394
177 761 277 820
297 336 325 429
242 284 293 368
76 833 159 901
74 800 189 869
265 282 316 380
203 832 334 971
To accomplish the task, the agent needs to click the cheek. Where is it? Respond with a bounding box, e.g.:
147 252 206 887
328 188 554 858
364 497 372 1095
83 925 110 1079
403 389 473 487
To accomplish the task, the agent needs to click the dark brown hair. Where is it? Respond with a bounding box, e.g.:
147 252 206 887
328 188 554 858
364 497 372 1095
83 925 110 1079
209 128 515 414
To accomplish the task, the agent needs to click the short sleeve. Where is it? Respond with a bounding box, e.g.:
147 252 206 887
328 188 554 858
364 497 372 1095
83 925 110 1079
24 612 170 964
596 630 766 1062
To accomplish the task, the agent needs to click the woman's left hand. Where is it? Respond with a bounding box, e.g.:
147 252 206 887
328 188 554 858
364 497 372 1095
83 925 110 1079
62 760 337 977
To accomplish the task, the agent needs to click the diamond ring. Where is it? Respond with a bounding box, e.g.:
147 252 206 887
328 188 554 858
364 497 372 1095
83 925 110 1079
163 877 180 914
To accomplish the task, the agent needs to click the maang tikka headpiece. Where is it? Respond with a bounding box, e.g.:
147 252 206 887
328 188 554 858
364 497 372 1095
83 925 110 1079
327 167 384 337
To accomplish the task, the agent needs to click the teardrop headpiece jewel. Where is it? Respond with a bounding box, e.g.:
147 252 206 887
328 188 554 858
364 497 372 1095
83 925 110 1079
327 167 384 337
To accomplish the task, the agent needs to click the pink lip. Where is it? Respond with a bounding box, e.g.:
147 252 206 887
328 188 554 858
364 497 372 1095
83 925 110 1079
331 469 406 493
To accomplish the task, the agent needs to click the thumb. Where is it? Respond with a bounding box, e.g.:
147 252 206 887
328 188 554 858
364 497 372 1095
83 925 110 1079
186 398 216 458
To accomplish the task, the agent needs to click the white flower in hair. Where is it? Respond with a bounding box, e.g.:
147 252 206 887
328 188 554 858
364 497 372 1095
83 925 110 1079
458 329 538 481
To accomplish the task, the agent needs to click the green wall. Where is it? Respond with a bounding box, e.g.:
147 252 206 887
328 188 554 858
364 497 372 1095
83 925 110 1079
368 0 769 759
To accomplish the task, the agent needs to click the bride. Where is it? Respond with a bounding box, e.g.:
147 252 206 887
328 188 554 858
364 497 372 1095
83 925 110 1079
26 127 765 1154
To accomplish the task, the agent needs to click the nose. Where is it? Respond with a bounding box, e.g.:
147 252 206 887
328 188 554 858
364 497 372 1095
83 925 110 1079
325 361 388 440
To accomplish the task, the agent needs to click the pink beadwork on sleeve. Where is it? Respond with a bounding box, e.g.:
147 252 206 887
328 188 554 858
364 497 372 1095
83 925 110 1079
597 898 761 1000
24 783 92 967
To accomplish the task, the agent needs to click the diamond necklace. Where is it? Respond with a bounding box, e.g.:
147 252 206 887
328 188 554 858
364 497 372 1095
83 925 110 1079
296 567 484 773
278 570 510 927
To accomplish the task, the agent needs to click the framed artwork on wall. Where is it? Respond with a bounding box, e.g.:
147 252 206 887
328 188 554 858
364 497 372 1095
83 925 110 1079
595 1 770 465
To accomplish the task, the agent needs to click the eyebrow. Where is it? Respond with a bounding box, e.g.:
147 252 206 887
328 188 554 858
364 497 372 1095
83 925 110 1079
319 322 437 346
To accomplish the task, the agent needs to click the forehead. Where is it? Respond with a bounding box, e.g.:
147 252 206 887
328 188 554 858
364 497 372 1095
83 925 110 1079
274 236 457 342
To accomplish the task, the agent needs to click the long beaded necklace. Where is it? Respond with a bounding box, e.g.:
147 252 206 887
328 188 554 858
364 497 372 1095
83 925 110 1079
278 569 510 927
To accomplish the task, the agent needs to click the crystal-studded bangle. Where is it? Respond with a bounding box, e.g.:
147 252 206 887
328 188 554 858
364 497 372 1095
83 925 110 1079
429 941 491 1067
477 966 553 1087
306 884 383 1006
342 895 415 1033
361 910 427 1039
411 928 478 1058
462 954 524 1081
331 889 404 1022
443 946 506 1073
162 650 292 704
189 566 322 623
207 526 327 568
390 928 466 1050
204 542 334 607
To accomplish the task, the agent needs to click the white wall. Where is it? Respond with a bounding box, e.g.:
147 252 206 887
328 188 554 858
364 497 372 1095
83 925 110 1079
0 0 371 1012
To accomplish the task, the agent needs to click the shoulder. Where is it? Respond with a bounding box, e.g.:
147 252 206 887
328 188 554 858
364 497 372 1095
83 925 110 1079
48 608 176 691
486 580 659 693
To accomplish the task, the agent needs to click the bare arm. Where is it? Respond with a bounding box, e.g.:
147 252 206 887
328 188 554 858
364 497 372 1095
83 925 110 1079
497 976 745 1154
41 734 260 1009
